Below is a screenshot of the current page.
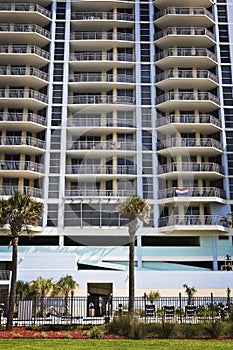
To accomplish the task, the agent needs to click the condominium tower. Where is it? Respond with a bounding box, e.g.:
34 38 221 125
0 0 233 299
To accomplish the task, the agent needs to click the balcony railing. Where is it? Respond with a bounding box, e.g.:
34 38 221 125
0 185 43 198
0 112 46 126
0 66 48 81
156 114 220 128
155 27 215 41
157 138 222 151
0 44 49 59
0 160 44 173
71 32 134 41
70 52 135 62
65 189 136 198
155 48 217 62
69 73 135 83
158 187 226 200
0 89 48 103
154 7 214 21
67 117 135 128
66 164 136 175
67 140 136 151
0 3 51 18
0 136 45 149
159 215 228 228
156 92 219 105
156 69 218 83
69 95 135 105
71 12 134 21
0 270 11 280
157 162 225 175
0 24 51 39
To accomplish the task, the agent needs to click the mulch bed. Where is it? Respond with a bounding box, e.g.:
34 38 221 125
0 327 123 339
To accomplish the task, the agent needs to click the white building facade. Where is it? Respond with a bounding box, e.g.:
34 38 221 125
0 0 233 298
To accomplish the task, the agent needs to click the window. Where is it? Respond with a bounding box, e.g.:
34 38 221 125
50 153 60 173
50 129 61 149
222 66 232 84
141 86 151 105
53 63 63 82
141 44 150 62
47 204 58 226
220 45 231 63
51 106 62 126
141 64 151 83
48 177 60 198
54 43 64 61
52 85 63 103
218 25 229 42
142 130 152 150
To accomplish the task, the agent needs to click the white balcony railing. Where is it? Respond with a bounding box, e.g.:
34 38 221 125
154 7 214 21
71 12 134 21
157 162 225 175
159 215 228 228
67 140 136 151
69 73 135 83
69 95 135 105
71 31 134 41
155 27 215 41
156 69 218 83
156 91 219 105
155 48 216 62
158 187 226 199
0 112 46 126
157 138 222 151
0 3 52 18
0 88 48 103
0 136 45 149
66 164 135 175
0 66 48 81
0 160 44 173
156 114 220 128
65 189 136 198
0 185 43 198
67 117 135 128
70 52 135 62
0 45 49 60
0 24 50 39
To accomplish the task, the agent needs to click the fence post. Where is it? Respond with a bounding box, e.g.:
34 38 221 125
71 293 74 325
179 292 182 324
211 292 214 320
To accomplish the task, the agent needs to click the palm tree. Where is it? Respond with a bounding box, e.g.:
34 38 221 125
183 284 197 305
16 280 32 300
0 192 43 331
53 275 78 315
118 195 151 318
30 276 54 317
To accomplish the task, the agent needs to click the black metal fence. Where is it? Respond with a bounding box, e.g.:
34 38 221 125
0 295 232 327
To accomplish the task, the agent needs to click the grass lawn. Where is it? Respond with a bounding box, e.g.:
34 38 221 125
0 339 232 350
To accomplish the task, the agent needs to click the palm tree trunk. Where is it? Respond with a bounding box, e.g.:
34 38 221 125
6 236 18 331
128 233 135 318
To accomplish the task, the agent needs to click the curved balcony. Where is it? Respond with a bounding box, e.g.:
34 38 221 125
70 52 135 70
0 112 46 132
154 8 214 29
0 3 52 26
69 73 135 90
158 215 229 234
0 161 44 178
156 114 221 134
156 69 218 90
157 137 222 156
67 140 136 153
0 185 43 198
153 1 215 10
0 136 45 155
0 45 49 67
0 24 51 46
71 11 134 22
0 66 48 89
64 189 136 199
67 117 135 129
0 88 48 110
158 187 226 200
68 95 135 112
66 164 136 179
155 48 217 70
154 27 215 49
156 91 219 113
70 32 134 50
157 162 225 179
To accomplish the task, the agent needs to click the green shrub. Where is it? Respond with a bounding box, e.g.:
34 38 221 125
179 323 203 339
107 316 146 339
85 326 103 339
203 320 223 339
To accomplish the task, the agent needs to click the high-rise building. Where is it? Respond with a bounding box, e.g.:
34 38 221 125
0 0 233 298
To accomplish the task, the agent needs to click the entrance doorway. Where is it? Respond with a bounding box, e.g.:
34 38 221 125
87 283 113 317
